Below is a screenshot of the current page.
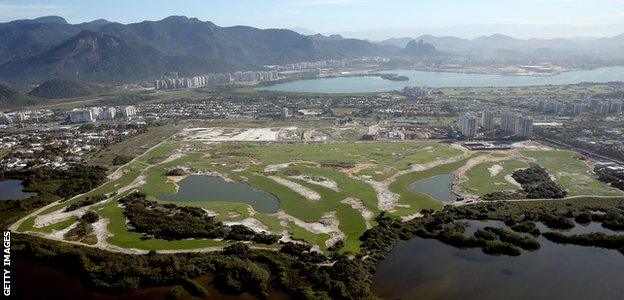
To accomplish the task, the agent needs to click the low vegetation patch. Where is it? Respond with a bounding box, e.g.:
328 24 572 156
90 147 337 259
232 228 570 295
120 192 279 244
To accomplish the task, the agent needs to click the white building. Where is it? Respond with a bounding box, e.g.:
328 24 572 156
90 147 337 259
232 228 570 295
69 109 95 123
118 106 137 118
459 114 477 137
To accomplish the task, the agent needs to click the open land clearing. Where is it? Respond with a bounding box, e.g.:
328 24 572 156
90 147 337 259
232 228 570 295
11 128 624 255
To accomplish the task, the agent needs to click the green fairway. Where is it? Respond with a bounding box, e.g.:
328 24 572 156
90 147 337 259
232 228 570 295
33 140 617 255
357 166 397 181
241 141 463 170
461 160 528 196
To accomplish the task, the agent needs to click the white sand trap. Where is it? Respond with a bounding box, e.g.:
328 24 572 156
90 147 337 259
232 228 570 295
264 163 291 173
291 175 340 192
505 174 522 188
224 218 270 233
269 176 321 201
488 164 503 177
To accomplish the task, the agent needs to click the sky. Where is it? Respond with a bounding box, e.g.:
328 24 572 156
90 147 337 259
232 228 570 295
1 0 624 39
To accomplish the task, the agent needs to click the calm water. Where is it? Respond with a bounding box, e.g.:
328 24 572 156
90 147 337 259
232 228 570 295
373 220 624 300
160 176 280 213
409 173 458 203
13 259 278 300
0 180 36 200
258 66 624 93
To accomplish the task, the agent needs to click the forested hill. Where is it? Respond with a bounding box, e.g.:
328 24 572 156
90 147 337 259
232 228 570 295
0 16 388 85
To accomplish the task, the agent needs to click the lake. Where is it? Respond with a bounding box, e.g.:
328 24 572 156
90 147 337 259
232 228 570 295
0 179 36 200
160 176 280 213
258 66 624 93
373 220 624 300
409 173 459 203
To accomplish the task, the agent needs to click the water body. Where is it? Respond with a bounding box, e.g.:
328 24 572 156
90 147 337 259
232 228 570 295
13 259 280 300
258 66 624 93
409 173 458 203
0 179 36 200
160 176 280 213
373 220 624 300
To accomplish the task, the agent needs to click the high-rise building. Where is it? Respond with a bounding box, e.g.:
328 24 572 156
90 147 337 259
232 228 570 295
118 106 137 118
69 109 95 123
501 111 519 134
515 116 533 138
546 100 562 114
459 114 477 137
99 107 116 120
572 102 583 116
600 102 611 115
481 111 495 130
610 100 622 114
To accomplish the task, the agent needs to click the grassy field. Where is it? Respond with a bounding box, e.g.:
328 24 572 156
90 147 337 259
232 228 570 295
460 159 528 196
19 138 620 255
522 150 623 197
87 124 180 168
241 141 463 170
356 166 397 181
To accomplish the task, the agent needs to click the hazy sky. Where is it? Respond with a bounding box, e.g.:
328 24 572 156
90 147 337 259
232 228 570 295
2 0 624 39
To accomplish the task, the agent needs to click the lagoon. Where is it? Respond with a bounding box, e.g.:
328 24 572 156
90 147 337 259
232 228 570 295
0 179 36 200
160 176 280 214
258 66 624 93
409 173 458 203
373 220 624 300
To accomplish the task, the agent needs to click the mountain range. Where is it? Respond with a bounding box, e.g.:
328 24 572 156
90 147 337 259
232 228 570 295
378 33 624 52
1 15 623 88
0 16 391 86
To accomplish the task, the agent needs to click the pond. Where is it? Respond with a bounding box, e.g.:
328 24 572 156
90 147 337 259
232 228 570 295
160 176 280 214
373 220 624 300
409 173 459 203
0 179 37 200
257 66 624 93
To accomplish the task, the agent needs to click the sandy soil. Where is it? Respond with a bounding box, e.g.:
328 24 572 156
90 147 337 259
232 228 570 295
273 210 344 248
181 127 288 142
291 175 340 192
488 164 503 176
264 163 291 173
223 218 270 233
269 176 322 201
